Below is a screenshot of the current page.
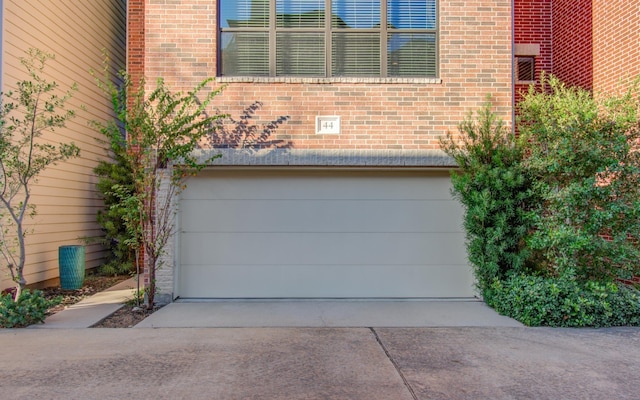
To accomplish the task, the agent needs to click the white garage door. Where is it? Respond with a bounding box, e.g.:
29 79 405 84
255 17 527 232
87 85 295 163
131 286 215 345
177 169 473 298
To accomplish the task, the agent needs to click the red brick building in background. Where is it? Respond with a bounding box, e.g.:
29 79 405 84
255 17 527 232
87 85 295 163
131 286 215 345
592 0 640 94
551 0 593 89
513 0 552 104
515 0 639 95
126 1 640 301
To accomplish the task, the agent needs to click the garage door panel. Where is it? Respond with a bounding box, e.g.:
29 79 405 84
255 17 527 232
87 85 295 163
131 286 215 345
179 264 474 298
180 199 463 233
180 232 467 266
178 169 472 299
183 170 455 201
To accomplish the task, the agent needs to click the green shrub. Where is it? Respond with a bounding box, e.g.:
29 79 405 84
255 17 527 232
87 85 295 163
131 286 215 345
440 99 539 294
487 272 640 327
444 77 640 326
93 131 136 276
518 74 640 280
0 289 61 328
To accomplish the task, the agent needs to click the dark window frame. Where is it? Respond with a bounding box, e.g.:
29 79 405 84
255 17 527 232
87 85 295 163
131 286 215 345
219 0 439 78
516 56 536 83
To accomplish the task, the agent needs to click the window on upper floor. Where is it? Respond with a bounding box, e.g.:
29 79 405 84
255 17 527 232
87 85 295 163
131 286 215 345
219 0 438 78
516 56 535 83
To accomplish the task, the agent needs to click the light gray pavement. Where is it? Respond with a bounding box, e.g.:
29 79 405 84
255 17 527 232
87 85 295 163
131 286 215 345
7 281 639 399
1 327 639 399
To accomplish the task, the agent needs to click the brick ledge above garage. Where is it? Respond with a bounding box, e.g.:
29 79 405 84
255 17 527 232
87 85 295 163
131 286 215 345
192 148 456 167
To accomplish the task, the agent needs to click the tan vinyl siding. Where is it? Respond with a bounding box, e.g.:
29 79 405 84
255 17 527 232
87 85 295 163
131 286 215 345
1 0 126 289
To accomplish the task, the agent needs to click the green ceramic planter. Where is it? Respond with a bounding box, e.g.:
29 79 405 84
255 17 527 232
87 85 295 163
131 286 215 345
58 245 85 290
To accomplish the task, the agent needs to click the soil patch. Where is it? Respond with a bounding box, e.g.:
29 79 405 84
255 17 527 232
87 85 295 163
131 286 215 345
92 303 162 328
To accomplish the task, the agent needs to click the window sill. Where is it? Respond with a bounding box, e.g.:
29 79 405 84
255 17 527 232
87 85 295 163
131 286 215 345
217 76 442 84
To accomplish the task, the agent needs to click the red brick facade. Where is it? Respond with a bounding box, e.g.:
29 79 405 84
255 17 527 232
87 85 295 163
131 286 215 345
593 0 640 94
513 0 552 104
513 0 639 95
128 0 513 154
129 1 640 144
552 0 593 90
127 0 145 88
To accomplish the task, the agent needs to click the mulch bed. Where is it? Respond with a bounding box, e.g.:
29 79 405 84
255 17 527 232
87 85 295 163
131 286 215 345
92 303 161 328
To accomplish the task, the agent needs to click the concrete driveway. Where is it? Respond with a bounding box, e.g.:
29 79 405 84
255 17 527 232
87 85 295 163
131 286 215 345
135 299 523 328
1 326 638 399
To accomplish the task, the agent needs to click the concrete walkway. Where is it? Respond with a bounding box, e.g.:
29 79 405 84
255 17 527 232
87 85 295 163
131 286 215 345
30 278 138 329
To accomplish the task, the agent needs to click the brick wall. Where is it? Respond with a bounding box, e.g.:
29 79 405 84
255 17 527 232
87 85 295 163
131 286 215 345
593 0 640 94
513 0 552 104
132 0 513 154
552 0 593 90
127 0 145 88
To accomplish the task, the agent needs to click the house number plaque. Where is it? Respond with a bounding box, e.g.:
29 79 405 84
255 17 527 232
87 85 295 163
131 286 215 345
316 116 341 134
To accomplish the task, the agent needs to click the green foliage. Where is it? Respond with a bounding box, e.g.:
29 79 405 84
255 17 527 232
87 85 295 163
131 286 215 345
93 64 226 307
92 117 136 276
518 74 640 280
440 99 538 294
125 288 145 307
0 49 80 296
445 78 640 326
487 272 640 327
0 289 61 328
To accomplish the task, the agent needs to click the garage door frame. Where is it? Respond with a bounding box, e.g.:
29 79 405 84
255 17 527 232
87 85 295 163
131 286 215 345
173 167 474 299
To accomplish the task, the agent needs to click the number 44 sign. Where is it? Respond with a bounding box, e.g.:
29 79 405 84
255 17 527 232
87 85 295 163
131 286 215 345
315 116 341 134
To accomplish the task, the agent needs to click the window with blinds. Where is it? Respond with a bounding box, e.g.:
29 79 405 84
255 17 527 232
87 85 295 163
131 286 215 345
220 0 438 78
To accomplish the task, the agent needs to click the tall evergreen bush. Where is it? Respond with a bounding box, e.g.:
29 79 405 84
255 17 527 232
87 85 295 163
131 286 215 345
440 100 538 295
93 128 136 275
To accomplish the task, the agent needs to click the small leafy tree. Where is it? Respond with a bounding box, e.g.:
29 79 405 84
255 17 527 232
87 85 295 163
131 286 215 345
94 70 225 308
440 99 539 295
518 74 640 281
93 101 292 278
0 49 80 299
